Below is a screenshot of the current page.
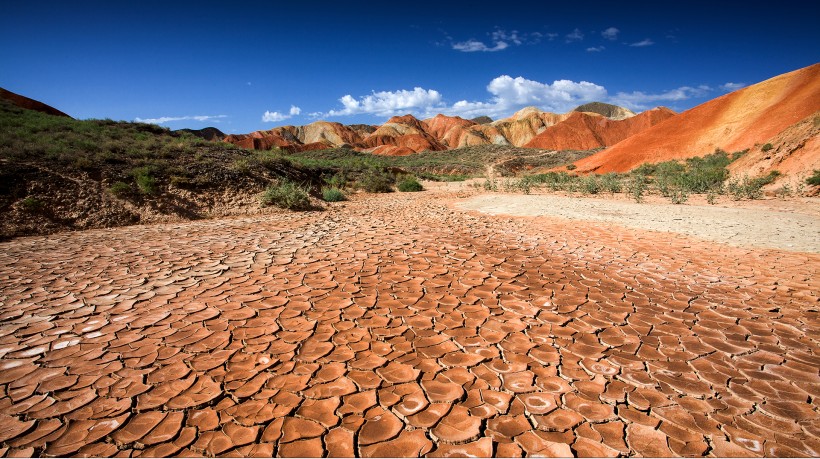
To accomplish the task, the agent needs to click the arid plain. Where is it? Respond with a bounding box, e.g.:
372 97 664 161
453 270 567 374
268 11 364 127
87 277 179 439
1 183 818 457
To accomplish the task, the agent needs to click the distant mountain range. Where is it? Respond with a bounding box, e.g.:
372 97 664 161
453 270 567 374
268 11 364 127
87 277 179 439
221 102 673 156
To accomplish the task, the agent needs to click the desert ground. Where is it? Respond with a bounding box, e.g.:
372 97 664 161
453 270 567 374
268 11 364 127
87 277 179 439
0 185 818 457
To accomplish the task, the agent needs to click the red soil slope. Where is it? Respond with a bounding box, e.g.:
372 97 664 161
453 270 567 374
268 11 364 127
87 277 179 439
423 114 489 148
524 108 675 150
573 63 820 173
727 110 820 188
0 87 71 118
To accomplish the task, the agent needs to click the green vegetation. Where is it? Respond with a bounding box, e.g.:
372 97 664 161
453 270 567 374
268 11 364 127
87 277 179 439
761 143 773 152
397 176 423 192
626 173 648 203
357 168 394 193
499 149 787 203
261 181 312 210
131 166 158 195
282 145 593 180
807 170 820 186
726 171 780 200
580 175 601 195
566 164 577 171
321 187 346 202
600 173 622 194
20 197 43 212
109 181 131 197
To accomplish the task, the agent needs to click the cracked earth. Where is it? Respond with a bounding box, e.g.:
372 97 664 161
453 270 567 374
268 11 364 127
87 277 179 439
0 189 818 457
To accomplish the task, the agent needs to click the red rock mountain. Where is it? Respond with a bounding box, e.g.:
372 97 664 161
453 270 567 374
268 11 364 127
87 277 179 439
220 103 664 155
573 62 820 174
0 87 71 118
524 108 676 150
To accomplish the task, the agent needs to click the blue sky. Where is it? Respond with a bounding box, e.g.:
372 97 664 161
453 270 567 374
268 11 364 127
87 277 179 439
2 1 818 133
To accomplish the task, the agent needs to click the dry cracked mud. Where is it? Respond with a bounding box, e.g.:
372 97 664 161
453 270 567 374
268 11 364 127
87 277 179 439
0 188 818 457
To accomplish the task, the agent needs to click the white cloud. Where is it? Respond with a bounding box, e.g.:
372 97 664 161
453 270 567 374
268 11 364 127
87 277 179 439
610 85 712 110
587 46 605 52
323 77 717 119
451 29 532 52
135 115 226 124
601 27 619 40
327 87 444 117
565 28 584 42
629 38 654 47
262 105 302 123
720 82 746 92
453 39 508 52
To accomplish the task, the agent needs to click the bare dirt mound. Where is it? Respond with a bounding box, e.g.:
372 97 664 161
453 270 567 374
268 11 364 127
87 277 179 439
573 63 820 173
523 108 675 150
0 87 71 118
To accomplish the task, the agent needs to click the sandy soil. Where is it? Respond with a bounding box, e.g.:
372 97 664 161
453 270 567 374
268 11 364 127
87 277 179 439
457 192 820 253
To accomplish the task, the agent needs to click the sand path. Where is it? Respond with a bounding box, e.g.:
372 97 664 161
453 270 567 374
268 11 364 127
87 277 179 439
459 193 820 253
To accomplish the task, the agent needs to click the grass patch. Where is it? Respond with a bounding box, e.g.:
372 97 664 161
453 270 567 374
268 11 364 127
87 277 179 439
321 187 346 202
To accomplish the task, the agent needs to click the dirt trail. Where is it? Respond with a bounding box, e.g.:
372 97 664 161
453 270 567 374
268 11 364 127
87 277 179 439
0 189 817 457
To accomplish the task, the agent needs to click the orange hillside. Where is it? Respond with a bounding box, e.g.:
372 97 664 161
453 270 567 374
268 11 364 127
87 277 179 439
573 63 820 173
524 108 675 151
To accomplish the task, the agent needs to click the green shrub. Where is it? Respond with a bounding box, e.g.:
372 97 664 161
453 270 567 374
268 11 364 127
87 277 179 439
600 173 622 194
358 168 394 193
774 184 792 198
731 149 749 162
130 166 157 195
482 179 498 192
806 170 820 186
668 187 689 204
261 181 312 210
322 187 346 202
726 172 778 200
526 171 576 191
20 197 43 212
706 190 719 205
326 172 349 189
761 143 773 152
633 163 657 176
516 177 533 194
566 164 577 171
109 181 131 197
581 175 601 194
627 174 647 203
397 176 423 192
